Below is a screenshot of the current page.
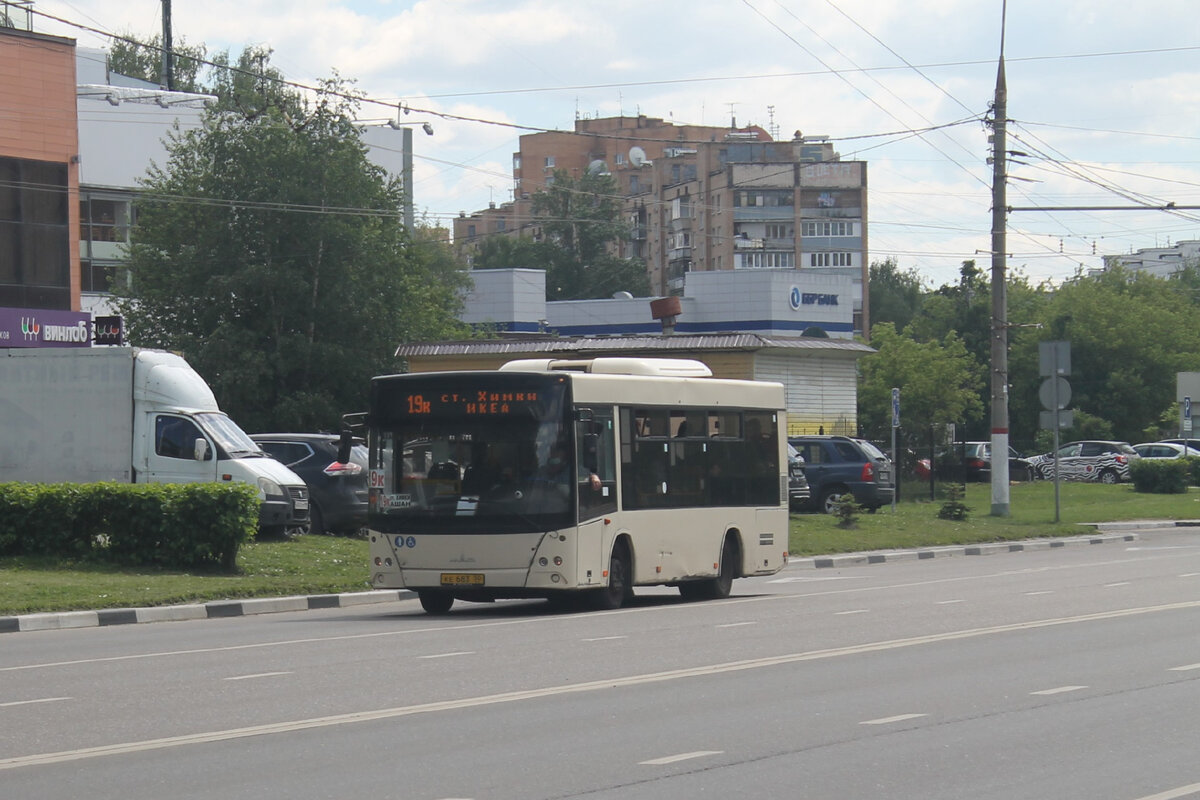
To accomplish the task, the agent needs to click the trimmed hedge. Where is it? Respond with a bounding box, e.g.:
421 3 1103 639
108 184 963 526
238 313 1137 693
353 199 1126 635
0 482 258 570
1130 458 1194 494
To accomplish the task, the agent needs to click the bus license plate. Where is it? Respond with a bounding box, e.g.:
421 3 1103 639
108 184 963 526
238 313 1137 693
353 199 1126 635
440 573 484 586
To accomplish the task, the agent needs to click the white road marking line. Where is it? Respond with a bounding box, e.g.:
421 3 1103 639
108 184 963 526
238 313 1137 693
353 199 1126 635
1031 685 1087 695
937 599 964 605
861 713 927 725
641 751 723 766
6 600 1200 771
223 672 293 681
768 575 864 583
1130 781 1200 800
0 697 71 708
835 609 869 615
417 652 474 660
716 621 757 628
1104 582 1131 588
582 636 627 642
1180 573 1200 578
1168 663 1200 672
1024 591 1055 596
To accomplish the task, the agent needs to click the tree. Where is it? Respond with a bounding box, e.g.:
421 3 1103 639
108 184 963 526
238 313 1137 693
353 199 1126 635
115 55 468 432
108 31 207 93
1011 266 1200 445
857 322 985 446
867 258 925 333
530 170 650 300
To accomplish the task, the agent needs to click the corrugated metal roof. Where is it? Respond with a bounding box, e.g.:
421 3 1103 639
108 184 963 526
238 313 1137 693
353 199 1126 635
396 333 874 357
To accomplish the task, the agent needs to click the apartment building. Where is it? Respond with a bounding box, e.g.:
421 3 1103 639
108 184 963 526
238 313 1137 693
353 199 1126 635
453 115 870 336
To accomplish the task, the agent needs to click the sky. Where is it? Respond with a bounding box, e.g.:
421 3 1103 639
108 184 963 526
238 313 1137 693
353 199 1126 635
26 0 1200 288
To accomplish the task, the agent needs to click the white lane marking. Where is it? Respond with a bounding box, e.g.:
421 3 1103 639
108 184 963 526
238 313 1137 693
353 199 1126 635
641 751 723 766
223 672 292 681
835 609 869 615
716 622 757 629
1105 582 1131 588
1031 685 1088 696
0 697 71 708
6 600 1200 771
582 636 627 642
1131 781 1200 800
768 575 864 583
937 599 964 605
1024 591 1055 596
417 652 474 660
861 713 927 725
1181 573 1200 578
1168 663 1200 672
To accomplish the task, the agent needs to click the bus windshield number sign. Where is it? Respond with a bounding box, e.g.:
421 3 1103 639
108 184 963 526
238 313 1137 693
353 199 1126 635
404 390 540 417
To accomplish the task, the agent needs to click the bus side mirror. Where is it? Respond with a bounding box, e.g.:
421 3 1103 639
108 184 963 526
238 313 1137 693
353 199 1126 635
337 429 353 464
193 438 210 461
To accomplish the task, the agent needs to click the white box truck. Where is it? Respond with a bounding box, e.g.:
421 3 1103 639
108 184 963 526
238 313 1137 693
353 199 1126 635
0 347 308 535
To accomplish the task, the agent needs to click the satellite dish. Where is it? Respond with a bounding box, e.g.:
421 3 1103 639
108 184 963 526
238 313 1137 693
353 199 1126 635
587 159 610 175
629 146 648 167
612 291 634 300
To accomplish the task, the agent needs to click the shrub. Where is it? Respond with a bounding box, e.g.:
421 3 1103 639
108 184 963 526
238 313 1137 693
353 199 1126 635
0 482 257 569
831 494 863 528
938 483 970 520
1130 459 1190 494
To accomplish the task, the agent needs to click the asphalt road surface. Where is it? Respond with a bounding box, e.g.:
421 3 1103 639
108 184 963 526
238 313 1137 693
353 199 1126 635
3 526 1200 799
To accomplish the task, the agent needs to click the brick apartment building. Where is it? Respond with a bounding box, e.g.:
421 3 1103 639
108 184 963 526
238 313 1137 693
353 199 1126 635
452 115 869 334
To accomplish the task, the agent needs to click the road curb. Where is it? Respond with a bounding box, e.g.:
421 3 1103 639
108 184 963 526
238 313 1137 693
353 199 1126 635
0 590 412 635
789 531 1140 570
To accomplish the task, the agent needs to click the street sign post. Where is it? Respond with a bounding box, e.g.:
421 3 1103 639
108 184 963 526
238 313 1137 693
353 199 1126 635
890 388 899 511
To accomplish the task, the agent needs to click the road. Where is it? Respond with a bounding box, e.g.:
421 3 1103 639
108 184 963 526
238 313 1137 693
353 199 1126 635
3 526 1200 799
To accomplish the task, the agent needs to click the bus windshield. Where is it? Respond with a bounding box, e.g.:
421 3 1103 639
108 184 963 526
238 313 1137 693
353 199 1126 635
368 373 575 534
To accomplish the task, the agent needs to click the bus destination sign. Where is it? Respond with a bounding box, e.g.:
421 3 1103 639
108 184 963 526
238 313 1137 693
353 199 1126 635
406 390 540 417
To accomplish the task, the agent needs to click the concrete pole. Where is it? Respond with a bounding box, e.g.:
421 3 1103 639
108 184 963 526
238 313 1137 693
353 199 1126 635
990 52 1010 516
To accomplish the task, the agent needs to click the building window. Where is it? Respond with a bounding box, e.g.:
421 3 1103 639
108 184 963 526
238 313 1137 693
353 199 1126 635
544 156 555 168
809 252 853 267
615 153 626 165
629 175 640 193
80 196 132 244
0 156 70 309
513 156 521 170
802 220 855 237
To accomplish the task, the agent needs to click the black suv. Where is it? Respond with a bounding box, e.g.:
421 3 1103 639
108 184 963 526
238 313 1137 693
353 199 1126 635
788 435 895 513
251 433 368 535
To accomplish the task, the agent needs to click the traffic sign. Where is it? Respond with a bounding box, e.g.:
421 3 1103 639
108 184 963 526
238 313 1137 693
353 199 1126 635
891 387 900 428
1039 377 1071 410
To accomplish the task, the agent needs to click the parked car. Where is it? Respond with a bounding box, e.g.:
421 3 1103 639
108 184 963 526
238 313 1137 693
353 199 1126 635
1025 440 1138 483
787 443 811 511
931 442 1036 483
1158 439 1200 455
1132 441 1190 459
251 433 368 535
788 435 894 514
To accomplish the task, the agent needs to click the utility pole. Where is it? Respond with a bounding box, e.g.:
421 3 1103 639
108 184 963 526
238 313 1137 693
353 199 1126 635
160 0 174 91
988 7 1010 516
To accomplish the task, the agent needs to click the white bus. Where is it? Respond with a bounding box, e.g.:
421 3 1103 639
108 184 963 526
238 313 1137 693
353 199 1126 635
361 357 789 614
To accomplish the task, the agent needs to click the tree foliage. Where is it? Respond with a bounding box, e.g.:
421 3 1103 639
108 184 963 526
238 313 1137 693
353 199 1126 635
115 54 468 432
867 258 925 333
529 170 650 300
857 322 984 444
108 31 207 93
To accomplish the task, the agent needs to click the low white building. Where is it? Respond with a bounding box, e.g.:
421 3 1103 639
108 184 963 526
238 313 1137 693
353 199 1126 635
1106 240 1200 278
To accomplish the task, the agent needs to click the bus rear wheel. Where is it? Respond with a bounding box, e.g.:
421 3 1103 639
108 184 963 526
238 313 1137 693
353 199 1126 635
591 541 632 610
680 536 739 601
418 590 454 615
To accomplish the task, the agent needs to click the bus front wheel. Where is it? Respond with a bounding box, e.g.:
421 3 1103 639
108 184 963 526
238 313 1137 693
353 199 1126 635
591 541 632 610
418 590 454 615
681 536 738 600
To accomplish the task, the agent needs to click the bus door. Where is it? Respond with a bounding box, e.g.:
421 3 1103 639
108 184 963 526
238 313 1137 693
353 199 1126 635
577 407 617 579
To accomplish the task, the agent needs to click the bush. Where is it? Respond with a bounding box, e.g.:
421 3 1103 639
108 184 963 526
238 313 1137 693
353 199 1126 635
1130 459 1190 494
938 483 970 520
0 482 257 570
